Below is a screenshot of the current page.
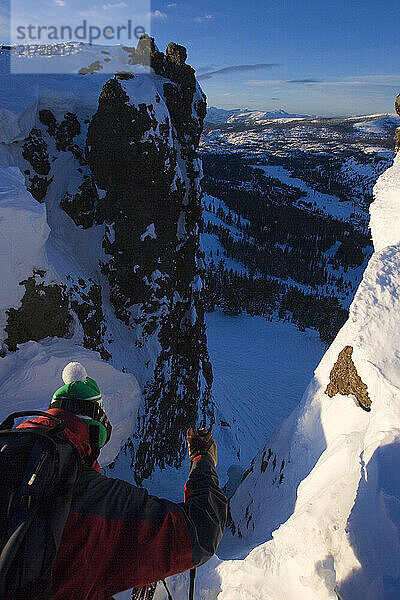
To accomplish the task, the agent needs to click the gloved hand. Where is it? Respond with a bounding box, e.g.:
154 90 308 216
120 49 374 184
186 427 217 466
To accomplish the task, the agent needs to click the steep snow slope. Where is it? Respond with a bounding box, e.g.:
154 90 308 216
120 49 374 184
202 152 400 598
0 166 50 317
205 311 325 483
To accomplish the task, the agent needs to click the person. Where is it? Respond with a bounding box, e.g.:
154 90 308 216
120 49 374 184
17 362 227 600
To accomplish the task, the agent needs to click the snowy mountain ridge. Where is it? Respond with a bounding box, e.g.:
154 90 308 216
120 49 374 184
206 105 400 129
205 107 311 124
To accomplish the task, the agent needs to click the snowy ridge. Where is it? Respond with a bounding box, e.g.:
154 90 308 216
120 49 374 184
353 115 400 137
189 155 400 598
370 155 400 252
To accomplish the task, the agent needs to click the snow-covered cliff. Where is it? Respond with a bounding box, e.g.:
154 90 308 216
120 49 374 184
0 39 212 478
194 139 400 598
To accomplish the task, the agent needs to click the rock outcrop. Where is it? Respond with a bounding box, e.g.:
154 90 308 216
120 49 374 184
85 41 211 481
0 37 212 483
325 345 371 411
4 273 71 352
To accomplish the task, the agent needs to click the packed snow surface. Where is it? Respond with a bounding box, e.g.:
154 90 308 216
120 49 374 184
205 310 325 474
370 155 400 252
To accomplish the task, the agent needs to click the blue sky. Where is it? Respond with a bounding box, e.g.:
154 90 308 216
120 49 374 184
1 0 400 116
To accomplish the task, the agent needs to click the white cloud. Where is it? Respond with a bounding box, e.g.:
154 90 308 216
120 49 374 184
194 14 213 23
325 75 400 87
246 75 400 89
102 2 128 9
167 3 177 7
53 0 66 5
246 79 286 86
148 9 167 19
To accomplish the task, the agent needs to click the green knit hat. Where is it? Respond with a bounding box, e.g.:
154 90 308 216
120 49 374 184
51 362 109 448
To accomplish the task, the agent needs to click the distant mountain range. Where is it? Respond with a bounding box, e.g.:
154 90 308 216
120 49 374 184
205 107 312 124
206 107 400 132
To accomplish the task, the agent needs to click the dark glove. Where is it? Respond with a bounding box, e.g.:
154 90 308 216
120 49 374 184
186 427 217 466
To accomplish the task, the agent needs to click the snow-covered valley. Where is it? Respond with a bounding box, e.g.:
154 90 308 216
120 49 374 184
205 311 325 484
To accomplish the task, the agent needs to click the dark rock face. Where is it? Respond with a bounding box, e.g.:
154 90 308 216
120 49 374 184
61 176 99 229
4 273 72 351
27 174 53 203
78 60 103 75
54 112 81 152
39 109 57 136
123 36 206 148
68 277 110 361
325 345 371 411
22 128 52 201
22 129 50 176
85 38 212 481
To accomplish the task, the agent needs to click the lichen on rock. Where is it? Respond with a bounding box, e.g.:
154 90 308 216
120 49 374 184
325 345 371 411
394 129 400 158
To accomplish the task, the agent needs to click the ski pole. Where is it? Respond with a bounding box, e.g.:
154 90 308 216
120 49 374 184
187 427 210 600
189 568 196 600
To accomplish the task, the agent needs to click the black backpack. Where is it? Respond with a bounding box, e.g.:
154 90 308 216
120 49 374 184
0 411 81 600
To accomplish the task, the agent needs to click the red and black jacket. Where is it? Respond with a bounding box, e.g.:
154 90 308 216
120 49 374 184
18 409 227 600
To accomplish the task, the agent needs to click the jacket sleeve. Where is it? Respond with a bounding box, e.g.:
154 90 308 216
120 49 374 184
182 455 228 566
62 455 227 596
